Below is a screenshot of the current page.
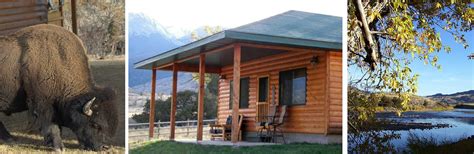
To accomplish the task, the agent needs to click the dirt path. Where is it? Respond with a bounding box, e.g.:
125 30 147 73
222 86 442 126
0 60 125 152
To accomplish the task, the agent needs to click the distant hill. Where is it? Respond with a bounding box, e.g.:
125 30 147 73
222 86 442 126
350 88 474 110
379 93 445 109
427 90 474 104
349 87 447 110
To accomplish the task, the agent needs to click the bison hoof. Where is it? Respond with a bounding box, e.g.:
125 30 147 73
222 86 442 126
102 145 110 150
54 148 64 153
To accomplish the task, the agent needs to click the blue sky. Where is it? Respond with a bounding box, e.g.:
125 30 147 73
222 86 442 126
349 30 473 96
410 30 474 96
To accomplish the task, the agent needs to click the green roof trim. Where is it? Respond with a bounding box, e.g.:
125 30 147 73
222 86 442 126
134 10 342 69
224 30 341 50
134 32 226 69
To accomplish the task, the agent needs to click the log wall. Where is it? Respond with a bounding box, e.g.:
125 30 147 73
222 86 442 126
217 49 342 134
0 0 48 35
0 0 65 36
327 51 343 134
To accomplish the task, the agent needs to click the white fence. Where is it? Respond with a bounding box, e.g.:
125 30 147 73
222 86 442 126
129 119 216 143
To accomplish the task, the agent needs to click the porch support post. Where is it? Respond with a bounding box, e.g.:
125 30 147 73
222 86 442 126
170 63 178 140
231 43 241 143
149 69 157 138
71 0 78 34
197 54 206 141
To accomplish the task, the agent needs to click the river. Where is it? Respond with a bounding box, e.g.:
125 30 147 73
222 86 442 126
349 109 474 152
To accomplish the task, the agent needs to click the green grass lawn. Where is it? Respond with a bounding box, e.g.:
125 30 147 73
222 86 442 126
130 141 342 154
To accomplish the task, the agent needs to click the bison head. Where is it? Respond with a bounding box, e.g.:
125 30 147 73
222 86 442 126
67 87 118 151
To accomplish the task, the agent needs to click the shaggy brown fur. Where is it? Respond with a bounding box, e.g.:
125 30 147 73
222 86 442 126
0 24 118 151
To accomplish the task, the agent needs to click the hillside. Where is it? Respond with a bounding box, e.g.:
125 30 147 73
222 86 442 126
350 87 448 110
427 90 474 104
358 89 474 110
378 93 447 110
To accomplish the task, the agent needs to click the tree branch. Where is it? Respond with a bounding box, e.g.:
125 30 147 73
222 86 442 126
355 0 379 71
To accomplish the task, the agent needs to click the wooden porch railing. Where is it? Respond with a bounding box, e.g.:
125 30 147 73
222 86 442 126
256 103 269 122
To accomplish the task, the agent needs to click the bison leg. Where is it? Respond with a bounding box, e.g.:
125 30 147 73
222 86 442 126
24 98 64 151
42 124 64 151
0 121 14 142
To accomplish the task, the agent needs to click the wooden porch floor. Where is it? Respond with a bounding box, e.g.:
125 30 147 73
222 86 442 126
174 139 279 147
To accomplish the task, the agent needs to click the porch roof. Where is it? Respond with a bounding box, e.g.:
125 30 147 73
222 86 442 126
134 10 342 70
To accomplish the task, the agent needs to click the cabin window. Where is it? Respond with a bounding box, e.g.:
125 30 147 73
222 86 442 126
229 77 250 109
258 77 269 102
279 68 307 106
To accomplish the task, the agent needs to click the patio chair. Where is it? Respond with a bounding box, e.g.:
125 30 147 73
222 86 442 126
256 104 277 142
209 114 243 141
209 121 226 141
268 105 287 143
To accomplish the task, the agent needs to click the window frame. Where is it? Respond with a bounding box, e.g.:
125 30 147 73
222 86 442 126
229 77 250 109
278 68 307 106
257 75 270 103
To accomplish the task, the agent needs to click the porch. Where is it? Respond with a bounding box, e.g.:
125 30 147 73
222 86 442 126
137 42 317 143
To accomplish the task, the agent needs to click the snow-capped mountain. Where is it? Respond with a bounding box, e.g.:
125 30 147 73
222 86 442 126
128 13 224 94
128 13 183 88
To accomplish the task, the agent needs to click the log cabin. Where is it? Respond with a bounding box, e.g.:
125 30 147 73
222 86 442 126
134 10 342 144
0 0 77 36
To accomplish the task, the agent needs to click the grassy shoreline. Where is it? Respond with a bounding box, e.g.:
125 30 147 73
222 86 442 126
408 135 474 153
454 104 474 109
375 106 454 113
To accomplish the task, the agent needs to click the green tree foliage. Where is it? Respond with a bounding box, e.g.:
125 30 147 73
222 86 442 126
348 87 380 129
348 0 473 114
190 25 223 86
190 26 222 120
132 90 217 123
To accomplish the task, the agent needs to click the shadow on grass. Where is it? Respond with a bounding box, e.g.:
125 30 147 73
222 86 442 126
0 132 125 152
131 141 342 154
0 132 82 151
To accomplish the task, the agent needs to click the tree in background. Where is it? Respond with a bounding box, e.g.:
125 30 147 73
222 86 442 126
189 25 223 121
62 0 125 57
190 25 223 85
348 1 473 126
132 90 217 123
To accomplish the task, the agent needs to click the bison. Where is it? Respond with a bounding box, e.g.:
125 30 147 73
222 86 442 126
0 24 118 151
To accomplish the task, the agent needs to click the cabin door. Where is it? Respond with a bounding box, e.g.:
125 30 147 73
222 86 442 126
256 76 270 122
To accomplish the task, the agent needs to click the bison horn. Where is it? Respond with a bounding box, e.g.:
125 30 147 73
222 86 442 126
83 97 96 116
